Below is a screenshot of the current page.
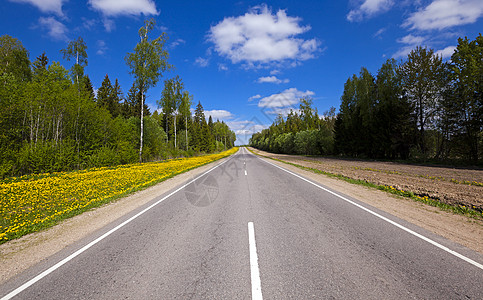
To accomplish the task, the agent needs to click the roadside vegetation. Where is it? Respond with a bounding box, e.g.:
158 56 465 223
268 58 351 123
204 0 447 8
0 18 236 179
250 34 482 166
0 147 238 244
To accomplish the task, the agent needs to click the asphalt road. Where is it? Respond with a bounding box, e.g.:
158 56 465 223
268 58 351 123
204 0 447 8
1 147 483 299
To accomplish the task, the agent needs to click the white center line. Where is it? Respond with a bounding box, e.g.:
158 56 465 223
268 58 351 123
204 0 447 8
248 222 263 300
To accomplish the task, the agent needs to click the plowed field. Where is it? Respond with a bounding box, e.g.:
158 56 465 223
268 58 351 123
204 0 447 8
250 148 483 212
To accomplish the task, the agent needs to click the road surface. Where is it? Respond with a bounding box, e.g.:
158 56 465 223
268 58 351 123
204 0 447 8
1 147 482 299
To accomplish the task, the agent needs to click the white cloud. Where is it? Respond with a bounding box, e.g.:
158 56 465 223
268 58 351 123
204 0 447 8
234 123 268 136
195 57 209 67
81 18 97 30
392 34 426 58
9 0 65 16
208 5 319 66
38 17 68 41
218 63 228 71
397 34 425 45
258 88 314 109
436 45 456 58
204 110 233 120
96 40 108 55
228 120 269 142
373 28 386 38
88 0 159 17
257 76 289 84
403 0 483 30
170 39 186 49
347 0 394 22
248 94 262 102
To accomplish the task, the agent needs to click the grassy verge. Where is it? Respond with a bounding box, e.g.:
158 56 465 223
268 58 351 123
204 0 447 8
0 148 238 244
248 148 483 220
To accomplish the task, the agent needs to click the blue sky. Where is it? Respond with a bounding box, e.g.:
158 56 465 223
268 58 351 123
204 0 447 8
2 0 482 145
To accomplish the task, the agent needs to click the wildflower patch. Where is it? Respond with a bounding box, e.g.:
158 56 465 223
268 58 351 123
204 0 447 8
0 148 238 243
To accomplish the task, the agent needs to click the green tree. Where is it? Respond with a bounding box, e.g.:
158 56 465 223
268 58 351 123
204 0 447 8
446 34 483 162
0 35 31 82
110 79 122 118
125 18 170 162
399 46 447 157
374 59 414 159
192 101 206 151
83 75 95 101
97 74 113 109
122 82 149 119
158 75 183 147
179 91 192 150
60 36 87 86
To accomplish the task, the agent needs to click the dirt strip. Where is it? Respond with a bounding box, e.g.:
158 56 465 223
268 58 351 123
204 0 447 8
249 147 482 255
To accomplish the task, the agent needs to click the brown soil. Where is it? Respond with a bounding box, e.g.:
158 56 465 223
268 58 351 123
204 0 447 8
249 149 483 211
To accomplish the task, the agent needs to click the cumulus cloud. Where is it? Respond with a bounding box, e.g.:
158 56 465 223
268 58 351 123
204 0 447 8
403 0 483 31
9 0 65 16
88 0 159 16
38 17 68 41
347 0 394 22
258 88 314 112
204 109 233 120
208 5 319 66
436 45 457 58
257 76 289 84
228 120 269 144
248 94 262 102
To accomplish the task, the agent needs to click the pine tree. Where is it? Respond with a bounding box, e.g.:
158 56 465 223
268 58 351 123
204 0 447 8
97 74 113 109
109 79 122 118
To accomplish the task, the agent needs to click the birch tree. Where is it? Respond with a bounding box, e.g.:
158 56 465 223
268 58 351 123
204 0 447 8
125 19 170 162
179 91 192 151
60 37 87 86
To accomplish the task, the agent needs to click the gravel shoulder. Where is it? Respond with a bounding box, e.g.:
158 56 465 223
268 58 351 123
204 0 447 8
249 147 482 255
0 157 231 285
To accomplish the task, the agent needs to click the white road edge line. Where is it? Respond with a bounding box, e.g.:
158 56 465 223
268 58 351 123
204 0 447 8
248 222 263 300
256 155 483 271
0 153 238 300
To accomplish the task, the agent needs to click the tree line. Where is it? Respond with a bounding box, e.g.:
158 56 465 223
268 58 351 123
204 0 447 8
250 34 482 164
0 19 235 178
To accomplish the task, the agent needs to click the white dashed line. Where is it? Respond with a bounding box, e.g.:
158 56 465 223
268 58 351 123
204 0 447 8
248 222 263 300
